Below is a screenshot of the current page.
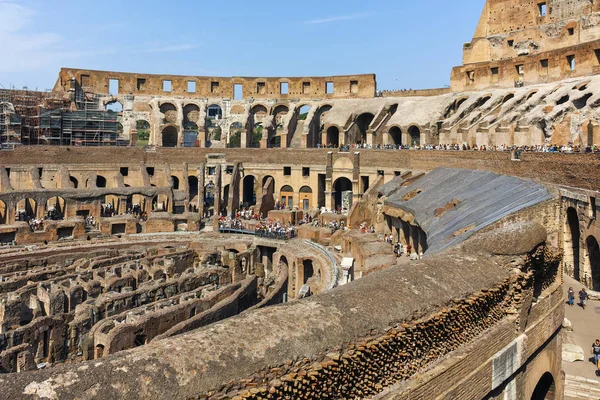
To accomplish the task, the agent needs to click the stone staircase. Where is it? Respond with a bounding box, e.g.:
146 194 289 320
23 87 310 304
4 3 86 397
565 374 600 399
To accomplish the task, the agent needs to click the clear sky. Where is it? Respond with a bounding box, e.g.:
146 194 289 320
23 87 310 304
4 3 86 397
0 0 484 92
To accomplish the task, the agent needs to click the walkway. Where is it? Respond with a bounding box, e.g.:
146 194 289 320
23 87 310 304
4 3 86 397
563 274 600 399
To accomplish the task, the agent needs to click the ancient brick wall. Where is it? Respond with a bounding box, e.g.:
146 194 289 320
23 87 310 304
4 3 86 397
54 69 376 100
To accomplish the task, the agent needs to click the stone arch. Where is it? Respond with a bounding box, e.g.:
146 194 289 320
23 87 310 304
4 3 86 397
250 104 268 117
389 126 402 145
207 104 223 120
586 235 600 290
273 105 289 126
151 193 170 212
333 177 353 212
171 176 180 190
530 372 556 400
565 207 581 281
96 175 107 188
135 120 151 143
159 103 178 124
188 176 199 203
46 196 66 220
408 125 421 146
105 100 123 113
502 93 515 104
0 200 6 224
242 175 257 207
16 198 37 221
69 176 79 188
183 104 200 125
327 126 340 147
346 113 375 144
162 126 178 147
229 122 243 148
302 259 314 285
262 175 275 195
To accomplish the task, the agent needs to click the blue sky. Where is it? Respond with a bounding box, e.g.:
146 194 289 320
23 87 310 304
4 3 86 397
0 0 484 91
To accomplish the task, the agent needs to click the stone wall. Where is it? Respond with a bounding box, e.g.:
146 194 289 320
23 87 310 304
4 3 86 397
54 68 377 100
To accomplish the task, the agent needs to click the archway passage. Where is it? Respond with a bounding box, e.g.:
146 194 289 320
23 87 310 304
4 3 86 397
70 176 79 188
162 126 178 147
327 126 340 147
347 113 375 144
303 259 314 285
229 122 243 148
96 175 107 188
333 177 353 212
530 372 556 400
188 176 199 203
566 207 581 281
408 126 421 146
389 126 402 145
243 175 256 207
587 236 600 290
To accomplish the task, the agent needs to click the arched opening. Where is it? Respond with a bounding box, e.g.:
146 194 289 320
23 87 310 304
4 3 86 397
586 235 600 291
105 101 123 113
565 207 581 281
205 104 223 144
298 105 311 119
408 125 421 146
69 176 79 188
299 186 313 211
204 182 215 209
134 334 147 347
159 103 177 124
313 105 333 147
250 104 268 117
171 176 180 190
530 372 556 400
95 344 105 359
389 126 402 145
251 123 263 148
103 194 119 217
333 177 353 212
273 105 289 130
207 104 223 120
262 176 275 195
162 126 178 147
16 198 37 221
303 259 314 284
151 194 169 212
188 176 199 203
96 175 107 188
327 126 340 147
136 120 150 144
502 93 515 104
0 200 6 224
46 196 65 220
280 185 294 209
183 121 199 147
347 113 375 144
229 122 243 148
242 175 256 207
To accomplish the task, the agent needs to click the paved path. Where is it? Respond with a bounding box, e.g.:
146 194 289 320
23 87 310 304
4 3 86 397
563 274 600 399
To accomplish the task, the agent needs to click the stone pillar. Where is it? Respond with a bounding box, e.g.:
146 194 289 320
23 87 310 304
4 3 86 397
280 133 288 149
197 165 205 217
366 130 374 146
213 166 222 230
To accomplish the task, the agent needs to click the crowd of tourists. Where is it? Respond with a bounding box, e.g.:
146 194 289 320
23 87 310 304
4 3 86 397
317 142 600 154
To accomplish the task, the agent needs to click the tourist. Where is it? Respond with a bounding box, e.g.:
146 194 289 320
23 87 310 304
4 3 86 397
579 287 588 309
592 339 600 370
567 287 575 306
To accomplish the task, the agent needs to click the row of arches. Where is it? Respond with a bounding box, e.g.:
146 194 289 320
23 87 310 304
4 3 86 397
324 124 421 147
565 207 600 290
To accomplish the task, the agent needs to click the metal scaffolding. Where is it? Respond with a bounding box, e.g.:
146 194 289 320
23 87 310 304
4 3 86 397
0 86 121 147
